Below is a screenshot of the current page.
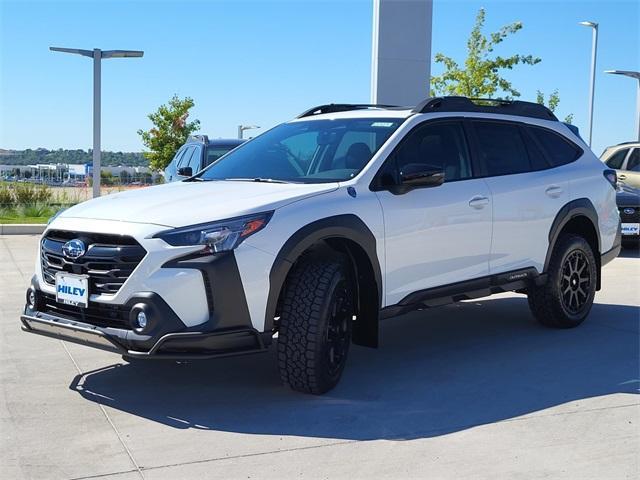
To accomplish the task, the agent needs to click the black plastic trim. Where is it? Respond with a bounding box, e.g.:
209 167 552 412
21 312 268 360
265 215 382 341
161 251 254 333
413 96 558 121
381 267 543 319
544 198 600 272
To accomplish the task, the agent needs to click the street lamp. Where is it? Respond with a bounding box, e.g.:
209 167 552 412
579 21 598 147
605 70 640 141
50 47 143 198
237 125 260 140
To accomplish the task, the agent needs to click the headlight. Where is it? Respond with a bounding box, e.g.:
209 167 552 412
154 211 273 253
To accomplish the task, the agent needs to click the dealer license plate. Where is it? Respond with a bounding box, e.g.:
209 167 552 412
55 273 89 308
621 223 640 236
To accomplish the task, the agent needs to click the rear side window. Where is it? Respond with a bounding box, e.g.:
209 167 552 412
604 149 628 169
626 149 639 172
473 121 530 176
529 127 582 166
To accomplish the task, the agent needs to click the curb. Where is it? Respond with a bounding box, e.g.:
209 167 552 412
0 224 46 235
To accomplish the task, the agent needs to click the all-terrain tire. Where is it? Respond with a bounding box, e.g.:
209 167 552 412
277 254 354 394
528 234 598 328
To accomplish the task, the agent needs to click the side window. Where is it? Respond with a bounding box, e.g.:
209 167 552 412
172 147 186 168
473 121 530 176
393 122 472 182
188 146 203 172
529 127 582 167
605 149 628 169
177 146 194 168
625 148 639 172
521 129 552 171
205 146 235 167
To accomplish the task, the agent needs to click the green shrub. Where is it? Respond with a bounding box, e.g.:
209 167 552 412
18 204 56 219
0 184 13 208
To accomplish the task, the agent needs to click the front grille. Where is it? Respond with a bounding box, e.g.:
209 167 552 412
619 206 640 223
40 292 131 329
41 230 146 295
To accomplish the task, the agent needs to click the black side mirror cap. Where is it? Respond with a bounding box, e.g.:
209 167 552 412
390 163 444 194
177 166 193 177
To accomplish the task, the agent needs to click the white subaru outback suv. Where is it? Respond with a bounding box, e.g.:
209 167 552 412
22 96 621 394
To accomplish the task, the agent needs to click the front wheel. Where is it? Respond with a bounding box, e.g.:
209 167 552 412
277 255 354 394
528 234 598 328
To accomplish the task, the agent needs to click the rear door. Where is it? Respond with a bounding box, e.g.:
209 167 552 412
469 120 573 274
374 119 493 305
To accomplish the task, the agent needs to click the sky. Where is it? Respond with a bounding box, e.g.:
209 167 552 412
0 0 638 157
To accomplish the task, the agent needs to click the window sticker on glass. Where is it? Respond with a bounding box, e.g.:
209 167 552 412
371 122 395 128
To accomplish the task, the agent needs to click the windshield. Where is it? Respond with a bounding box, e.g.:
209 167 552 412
197 118 403 183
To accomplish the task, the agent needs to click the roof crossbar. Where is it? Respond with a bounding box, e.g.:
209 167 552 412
297 103 399 118
412 96 558 121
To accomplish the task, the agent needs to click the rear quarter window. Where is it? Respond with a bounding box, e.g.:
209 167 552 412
529 127 582 167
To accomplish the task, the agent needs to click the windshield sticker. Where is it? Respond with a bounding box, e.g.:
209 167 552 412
371 122 395 127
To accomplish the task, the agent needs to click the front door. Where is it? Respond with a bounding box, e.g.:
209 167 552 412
374 120 493 306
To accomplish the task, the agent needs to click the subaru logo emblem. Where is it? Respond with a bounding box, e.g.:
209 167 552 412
62 239 86 259
623 208 635 215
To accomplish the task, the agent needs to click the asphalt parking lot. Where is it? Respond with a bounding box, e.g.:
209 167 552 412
1 235 638 480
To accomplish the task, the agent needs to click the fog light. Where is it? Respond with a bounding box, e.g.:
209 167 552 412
136 311 148 329
27 289 36 308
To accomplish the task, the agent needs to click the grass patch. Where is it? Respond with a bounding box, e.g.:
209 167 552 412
0 204 64 225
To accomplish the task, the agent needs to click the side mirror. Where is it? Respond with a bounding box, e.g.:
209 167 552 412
390 163 444 194
177 166 193 177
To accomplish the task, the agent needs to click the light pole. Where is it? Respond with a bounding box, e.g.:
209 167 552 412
579 21 598 147
605 70 640 141
237 124 260 140
50 47 143 198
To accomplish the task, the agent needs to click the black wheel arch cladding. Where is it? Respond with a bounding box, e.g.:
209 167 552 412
266 214 382 348
545 198 602 289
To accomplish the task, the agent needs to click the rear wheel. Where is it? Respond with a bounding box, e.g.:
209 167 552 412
277 254 354 394
528 234 597 328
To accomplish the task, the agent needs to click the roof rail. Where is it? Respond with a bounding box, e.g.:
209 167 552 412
297 103 399 119
188 135 209 145
412 96 558 121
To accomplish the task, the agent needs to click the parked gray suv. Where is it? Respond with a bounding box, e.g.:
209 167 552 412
164 136 244 182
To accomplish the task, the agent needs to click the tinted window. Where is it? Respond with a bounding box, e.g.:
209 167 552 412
391 122 472 182
605 149 628 169
626 148 639 172
473 122 530 176
172 147 187 168
187 146 203 172
177 146 194 168
205 145 237 167
521 130 551 171
529 127 581 166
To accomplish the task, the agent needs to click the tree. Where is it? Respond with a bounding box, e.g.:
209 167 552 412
431 8 541 99
137 95 200 171
119 170 131 185
536 90 574 124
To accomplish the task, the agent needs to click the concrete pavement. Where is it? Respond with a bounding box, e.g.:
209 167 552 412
1 235 638 479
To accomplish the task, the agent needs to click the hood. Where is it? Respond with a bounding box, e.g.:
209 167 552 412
616 184 640 207
59 180 338 227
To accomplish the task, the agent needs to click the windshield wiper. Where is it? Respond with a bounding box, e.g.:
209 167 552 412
224 177 292 184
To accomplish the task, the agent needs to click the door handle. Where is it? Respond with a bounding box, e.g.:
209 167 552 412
545 185 563 198
468 196 490 209
618 174 627 180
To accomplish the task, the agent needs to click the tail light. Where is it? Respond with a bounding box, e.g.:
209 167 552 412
603 169 617 189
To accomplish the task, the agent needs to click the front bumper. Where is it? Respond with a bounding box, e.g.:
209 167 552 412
22 247 271 359
21 310 269 360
